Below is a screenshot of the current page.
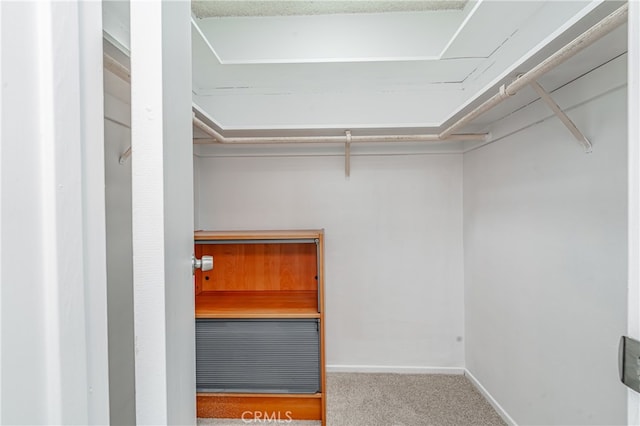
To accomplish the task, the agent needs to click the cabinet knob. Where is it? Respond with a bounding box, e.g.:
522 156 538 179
192 255 214 273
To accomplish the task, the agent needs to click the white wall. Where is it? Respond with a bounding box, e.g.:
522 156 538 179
1 3 51 421
1 1 110 424
463 59 628 424
194 153 201 230
104 70 136 426
196 153 465 370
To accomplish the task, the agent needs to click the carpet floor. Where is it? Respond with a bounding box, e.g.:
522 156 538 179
197 373 506 426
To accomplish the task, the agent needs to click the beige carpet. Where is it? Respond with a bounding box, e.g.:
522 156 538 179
198 373 506 426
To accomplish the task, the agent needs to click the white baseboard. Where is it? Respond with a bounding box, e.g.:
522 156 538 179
326 365 465 375
464 369 517 426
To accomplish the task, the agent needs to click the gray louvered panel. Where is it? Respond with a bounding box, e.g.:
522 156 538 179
196 319 320 394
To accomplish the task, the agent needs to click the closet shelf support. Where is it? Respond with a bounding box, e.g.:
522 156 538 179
345 130 351 178
119 147 132 165
530 81 592 153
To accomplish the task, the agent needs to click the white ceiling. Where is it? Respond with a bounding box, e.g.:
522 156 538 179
196 10 468 64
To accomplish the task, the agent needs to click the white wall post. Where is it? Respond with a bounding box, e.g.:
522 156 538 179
130 1 195 424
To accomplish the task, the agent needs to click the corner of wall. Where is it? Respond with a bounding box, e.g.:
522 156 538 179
464 369 517 426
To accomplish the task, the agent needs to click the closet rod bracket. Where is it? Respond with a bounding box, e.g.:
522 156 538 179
530 81 592 153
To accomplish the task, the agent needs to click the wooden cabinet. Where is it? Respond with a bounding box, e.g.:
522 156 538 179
194 230 326 424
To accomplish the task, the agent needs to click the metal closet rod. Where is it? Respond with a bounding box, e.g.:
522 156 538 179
105 2 628 146
192 115 485 144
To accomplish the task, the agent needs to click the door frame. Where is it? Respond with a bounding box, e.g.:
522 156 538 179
628 2 640 424
129 1 196 424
